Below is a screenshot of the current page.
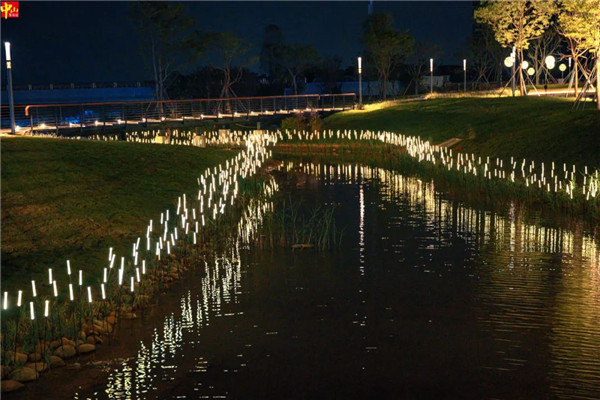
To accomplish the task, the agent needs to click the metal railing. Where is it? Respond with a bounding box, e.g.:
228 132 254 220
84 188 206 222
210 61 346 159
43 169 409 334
1 93 356 133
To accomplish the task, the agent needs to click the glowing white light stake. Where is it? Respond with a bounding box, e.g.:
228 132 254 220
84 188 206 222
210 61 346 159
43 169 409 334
136 268 141 282
17 290 22 307
87 286 92 303
53 281 58 297
103 268 108 283
101 283 106 300
78 270 83 286
30 301 35 320
109 254 115 269
44 300 49 317
109 247 113 261
2 292 7 310
32 280 37 297
130 277 134 293
69 284 74 301
67 260 71 276
48 268 53 284
120 257 124 270
118 268 124 286
142 260 146 275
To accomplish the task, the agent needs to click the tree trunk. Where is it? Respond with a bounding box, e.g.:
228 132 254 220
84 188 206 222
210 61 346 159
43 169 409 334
518 48 526 96
293 75 298 96
596 55 599 111
382 74 388 101
151 41 160 101
574 62 579 97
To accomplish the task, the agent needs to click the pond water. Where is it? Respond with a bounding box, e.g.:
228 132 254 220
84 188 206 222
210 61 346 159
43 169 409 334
16 162 600 399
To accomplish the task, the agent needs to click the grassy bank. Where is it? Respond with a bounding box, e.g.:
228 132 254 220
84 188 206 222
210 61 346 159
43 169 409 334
1 137 235 293
324 96 600 168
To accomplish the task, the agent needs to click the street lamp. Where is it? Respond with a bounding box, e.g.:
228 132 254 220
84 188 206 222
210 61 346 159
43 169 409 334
429 58 433 93
503 46 516 97
544 55 556 70
4 42 16 134
463 59 467 93
559 63 566 80
357 56 362 109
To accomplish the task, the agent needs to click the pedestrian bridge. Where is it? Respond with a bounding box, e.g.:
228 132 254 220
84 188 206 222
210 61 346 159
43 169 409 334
1 93 355 135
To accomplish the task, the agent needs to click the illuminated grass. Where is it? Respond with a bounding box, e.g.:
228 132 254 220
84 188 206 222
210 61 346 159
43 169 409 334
324 96 600 168
1 137 236 293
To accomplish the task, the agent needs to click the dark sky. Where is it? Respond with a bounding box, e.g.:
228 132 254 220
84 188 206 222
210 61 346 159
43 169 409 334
1 1 474 85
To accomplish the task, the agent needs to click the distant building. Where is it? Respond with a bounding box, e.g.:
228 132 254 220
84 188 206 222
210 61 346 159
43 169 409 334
419 75 450 89
286 80 404 97
1 82 155 105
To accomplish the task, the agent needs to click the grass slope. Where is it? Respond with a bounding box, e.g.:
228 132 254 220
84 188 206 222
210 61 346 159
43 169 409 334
1 137 235 292
324 96 600 168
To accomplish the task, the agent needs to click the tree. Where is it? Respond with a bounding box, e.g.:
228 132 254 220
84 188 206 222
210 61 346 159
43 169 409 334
474 1 555 95
315 56 343 94
259 24 285 81
556 0 600 110
130 2 194 102
405 42 440 95
279 43 321 95
362 13 414 100
204 31 256 99
527 28 562 85
464 24 505 86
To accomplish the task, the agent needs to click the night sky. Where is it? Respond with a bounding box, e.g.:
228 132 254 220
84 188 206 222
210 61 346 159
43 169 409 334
2 1 474 85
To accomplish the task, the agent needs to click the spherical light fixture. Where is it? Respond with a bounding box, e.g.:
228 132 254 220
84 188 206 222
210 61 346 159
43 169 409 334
545 55 556 70
504 56 514 68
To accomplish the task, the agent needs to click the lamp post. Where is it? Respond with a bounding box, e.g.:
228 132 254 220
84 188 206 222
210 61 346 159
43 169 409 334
463 59 467 93
429 58 433 93
4 42 16 135
357 56 363 109
559 63 566 80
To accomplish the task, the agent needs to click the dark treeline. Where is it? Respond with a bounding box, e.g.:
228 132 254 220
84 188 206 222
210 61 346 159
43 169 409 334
130 1 598 102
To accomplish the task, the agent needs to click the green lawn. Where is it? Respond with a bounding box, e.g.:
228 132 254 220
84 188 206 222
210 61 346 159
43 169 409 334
324 96 600 168
1 137 235 293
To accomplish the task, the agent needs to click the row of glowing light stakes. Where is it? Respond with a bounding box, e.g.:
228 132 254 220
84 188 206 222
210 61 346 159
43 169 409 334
274 129 598 200
2 128 598 318
82 124 600 202
1 132 276 321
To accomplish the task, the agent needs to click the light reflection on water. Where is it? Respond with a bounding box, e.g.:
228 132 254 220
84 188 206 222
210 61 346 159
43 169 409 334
77 162 598 400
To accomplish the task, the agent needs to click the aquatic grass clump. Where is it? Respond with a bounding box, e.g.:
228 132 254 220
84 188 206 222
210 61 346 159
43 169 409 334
244 194 343 251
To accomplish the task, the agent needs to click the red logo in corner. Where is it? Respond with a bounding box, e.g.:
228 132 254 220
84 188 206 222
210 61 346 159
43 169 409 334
1 1 19 19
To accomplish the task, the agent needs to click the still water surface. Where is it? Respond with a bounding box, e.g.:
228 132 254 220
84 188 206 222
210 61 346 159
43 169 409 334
33 163 600 399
